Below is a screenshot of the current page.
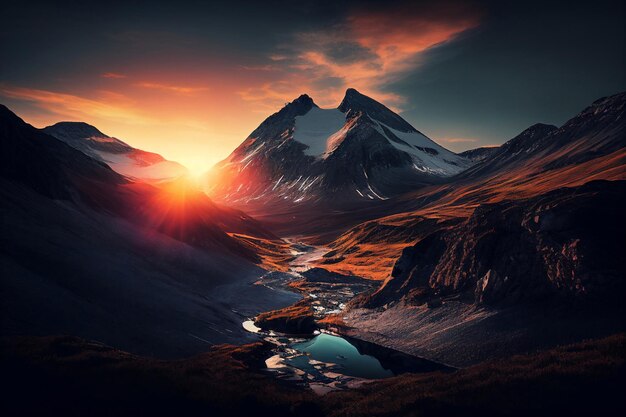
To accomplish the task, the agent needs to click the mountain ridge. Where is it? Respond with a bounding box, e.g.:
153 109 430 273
44 121 188 182
206 88 470 208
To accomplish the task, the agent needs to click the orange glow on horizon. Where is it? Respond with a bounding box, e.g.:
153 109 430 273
0 6 482 173
0 82 268 173
130 175 229 245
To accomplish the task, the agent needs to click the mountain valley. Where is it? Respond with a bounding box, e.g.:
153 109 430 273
1 89 625 415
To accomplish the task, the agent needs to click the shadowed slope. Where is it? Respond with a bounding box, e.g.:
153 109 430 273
0 104 295 357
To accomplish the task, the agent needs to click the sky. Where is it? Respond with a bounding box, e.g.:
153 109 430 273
1 0 624 173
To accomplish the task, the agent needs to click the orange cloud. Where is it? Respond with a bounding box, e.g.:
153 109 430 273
347 9 479 76
101 72 127 79
441 138 479 143
135 82 209 94
0 85 152 125
239 3 481 110
0 3 484 174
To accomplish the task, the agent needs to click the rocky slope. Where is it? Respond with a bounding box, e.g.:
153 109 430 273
357 180 626 308
315 92 626 280
206 88 469 208
459 93 626 180
316 93 626 365
458 146 499 162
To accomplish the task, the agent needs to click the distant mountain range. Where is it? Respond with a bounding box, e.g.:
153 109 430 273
43 121 187 182
458 146 499 162
205 88 470 207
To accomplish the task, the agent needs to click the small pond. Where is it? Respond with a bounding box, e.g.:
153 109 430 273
291 333 393 379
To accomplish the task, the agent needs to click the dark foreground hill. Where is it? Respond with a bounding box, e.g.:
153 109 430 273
1 334 624 416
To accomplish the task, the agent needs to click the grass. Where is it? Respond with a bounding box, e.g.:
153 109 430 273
1 334 625 416
254 299 317 334
324 334 626 416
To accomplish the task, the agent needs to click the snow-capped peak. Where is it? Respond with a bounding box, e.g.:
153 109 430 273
207 88 471 206
44 122 187 182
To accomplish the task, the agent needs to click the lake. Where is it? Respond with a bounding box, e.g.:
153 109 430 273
292 333 394 379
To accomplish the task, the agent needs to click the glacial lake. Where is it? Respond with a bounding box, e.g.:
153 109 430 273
291 333 394 379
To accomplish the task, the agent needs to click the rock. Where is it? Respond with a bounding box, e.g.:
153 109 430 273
255 300 318 334
364 180 626 308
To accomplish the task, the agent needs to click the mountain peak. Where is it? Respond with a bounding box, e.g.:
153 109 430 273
43 120 187 181
504 123 558 145
294 93 313 103
338 88 416 132
209 85 470 207
344 87 362 98
527 122 559 131
338 87 371 110
288 93 316 111
45 121 107 139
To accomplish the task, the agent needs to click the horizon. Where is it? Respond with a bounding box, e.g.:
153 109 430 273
2 2 625 415
4 86 623 175
1 0 624 172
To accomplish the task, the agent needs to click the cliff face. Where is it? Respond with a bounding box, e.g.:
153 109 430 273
360 180 626 308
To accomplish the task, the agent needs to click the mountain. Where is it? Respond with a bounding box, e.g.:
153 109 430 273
43 122 187 182
458 146 499 162
206 88 469 207
459 94 626 181
309 92 626 365
1 106 124 201
2 106 275 250
358 180 626 308
321 92 626 280
1 104 294 357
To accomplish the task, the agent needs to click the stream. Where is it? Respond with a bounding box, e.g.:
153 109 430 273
241 241 453 395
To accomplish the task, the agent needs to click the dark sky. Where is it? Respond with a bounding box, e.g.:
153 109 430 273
1 0 624 169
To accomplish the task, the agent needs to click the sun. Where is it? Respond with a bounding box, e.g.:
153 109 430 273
185 164 208 181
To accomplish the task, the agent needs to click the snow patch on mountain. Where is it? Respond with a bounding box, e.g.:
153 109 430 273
293 107 346 157
44 122 187 182
206 88 473 206
98 152 188 181
372 121 467 176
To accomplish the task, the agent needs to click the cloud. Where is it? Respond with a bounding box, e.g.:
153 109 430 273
135 82 209 94
310 76 345 91
0 85 153 126
239 64 277 72
101 72 127 79
440 137 479 143
320 41 379 65
239 2 481 110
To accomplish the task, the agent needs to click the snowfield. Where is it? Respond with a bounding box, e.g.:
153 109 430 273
371 121 468 176
293 107 346 157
